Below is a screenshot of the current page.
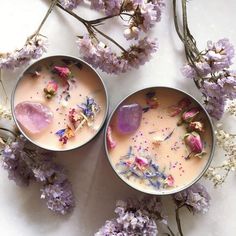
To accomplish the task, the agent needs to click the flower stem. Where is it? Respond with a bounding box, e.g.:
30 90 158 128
172 0 183 42
34 0 58 37
0 127 17 137
175 206 184 236
0 69 8 104
56 3 127 52
167 225 176 236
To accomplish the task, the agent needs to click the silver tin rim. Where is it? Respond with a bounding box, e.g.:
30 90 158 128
104 86 215 195
11 55 109 152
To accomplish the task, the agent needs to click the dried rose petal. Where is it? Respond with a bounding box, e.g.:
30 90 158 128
165 175 175 187
107 126 116 149
53 66 72 79
135 156 149 166
178 97 191 109
188 121 205 132
184 132 203 154
44 80 58 99
181 107 200 123
168 97 191 117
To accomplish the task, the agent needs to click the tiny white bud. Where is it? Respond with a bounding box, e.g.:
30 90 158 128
61 100 68 108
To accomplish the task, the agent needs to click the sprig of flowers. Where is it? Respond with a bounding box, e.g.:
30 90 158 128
173 0 236 120
0 132 75 215
95 196 168 236
96 185 211 236
204 121 236 186
0 0 58 70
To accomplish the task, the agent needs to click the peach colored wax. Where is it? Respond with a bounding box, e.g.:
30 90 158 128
107 88 213 194
13 56 107 151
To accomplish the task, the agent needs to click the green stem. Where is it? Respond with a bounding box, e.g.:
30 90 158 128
0 127 17 137
57 3 127 52
167 225 176 236
175 206 184 236
91 25 127 52
34 0 58 37
172 0 184 42
0 70 8 104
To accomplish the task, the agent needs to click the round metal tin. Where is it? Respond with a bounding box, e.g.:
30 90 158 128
12 55 109 152
104 86 215 195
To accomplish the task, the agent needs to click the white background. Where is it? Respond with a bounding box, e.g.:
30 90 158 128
0 0 236 235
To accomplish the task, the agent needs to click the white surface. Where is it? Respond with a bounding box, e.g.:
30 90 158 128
0 0 236 235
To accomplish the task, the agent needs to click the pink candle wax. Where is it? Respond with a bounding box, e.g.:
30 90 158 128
106 88 214 194
13 56 107 151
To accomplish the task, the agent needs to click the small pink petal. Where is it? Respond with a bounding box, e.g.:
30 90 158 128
165 175 175 187
107 126 116 149
135 156 149 166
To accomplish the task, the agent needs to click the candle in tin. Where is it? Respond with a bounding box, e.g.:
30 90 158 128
105 87 214 195
12 56 108 151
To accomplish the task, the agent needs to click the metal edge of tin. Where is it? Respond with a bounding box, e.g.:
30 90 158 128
104 86 215 196
11 54 109 152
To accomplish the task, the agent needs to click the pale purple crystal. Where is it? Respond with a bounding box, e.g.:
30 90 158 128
117 104 142 134
15 102 53 134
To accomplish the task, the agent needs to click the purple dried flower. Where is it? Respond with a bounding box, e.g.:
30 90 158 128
95 197 166 236
77 35 157 74
0 35 48 70
182 38 235 79
59 0 81 10
123 0 165 40
1 136 75 215
41 181 74 215
174 183 211 214
90 0 122 16
201 70 236 119
206 38 234 72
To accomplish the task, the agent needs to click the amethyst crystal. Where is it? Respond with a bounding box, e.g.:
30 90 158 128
15 101 53 133
117 104 142 134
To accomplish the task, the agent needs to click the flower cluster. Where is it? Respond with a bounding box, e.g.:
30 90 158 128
123 0 165 40
77 35 157 74
59 0 81 10
182 38 236 120
204 122 236 186
0 104 12 120
0 35 48 70
95 197 167 236
174 183 211 214
1 135 75 214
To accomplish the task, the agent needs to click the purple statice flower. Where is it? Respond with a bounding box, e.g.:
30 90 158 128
1 135 75 215
123 0 164 40
95 197 167 236
2 137 34 186
174 183 211 214
181 61 211 79
182 38 234 79
201 70 236 119
0 35 48 70
59 0 81 10
41 180 74 215
90 0 122 16
206 38 234 72
77 35 157 74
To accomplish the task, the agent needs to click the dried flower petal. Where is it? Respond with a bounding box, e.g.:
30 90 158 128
106 126 116 149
